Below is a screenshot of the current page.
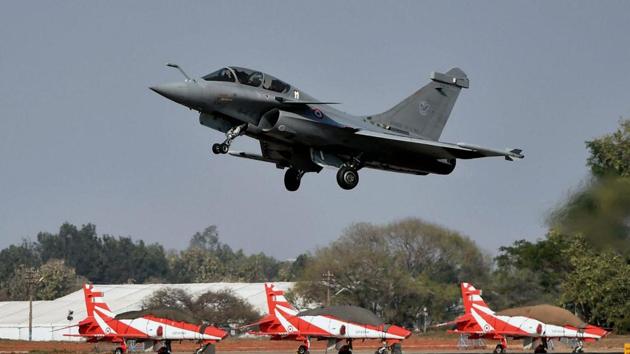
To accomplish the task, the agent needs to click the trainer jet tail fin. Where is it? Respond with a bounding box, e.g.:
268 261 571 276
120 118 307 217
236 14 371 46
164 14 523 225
369 68 468 141
264 283 298 316
83 283 115 320
461 282 494 315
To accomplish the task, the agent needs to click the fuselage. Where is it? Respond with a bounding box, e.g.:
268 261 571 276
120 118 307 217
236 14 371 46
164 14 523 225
78 314 226 342
151 66 457 176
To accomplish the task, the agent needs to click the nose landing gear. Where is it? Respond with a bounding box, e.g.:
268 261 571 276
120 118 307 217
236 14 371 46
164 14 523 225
212 124 247 155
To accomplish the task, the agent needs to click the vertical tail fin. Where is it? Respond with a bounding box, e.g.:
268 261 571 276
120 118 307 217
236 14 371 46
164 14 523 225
369 68 469 140
83 283 113 318
265 283 298 316
461 282 493 314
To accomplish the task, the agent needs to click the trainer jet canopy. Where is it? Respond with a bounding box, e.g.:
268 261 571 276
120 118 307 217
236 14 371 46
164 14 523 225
151 64 524 191
439 283 608 354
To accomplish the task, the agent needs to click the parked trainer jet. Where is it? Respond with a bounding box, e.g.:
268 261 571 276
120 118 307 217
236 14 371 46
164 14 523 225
242 283 410 354
440 283 608 354
65 284 227 354
151 64 524 191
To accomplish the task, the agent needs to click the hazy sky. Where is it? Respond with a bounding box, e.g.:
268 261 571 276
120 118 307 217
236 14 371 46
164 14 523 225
1 1 629 259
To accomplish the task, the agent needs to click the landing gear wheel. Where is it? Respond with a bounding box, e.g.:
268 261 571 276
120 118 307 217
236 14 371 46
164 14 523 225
220 143 229 154
297 345 309 354
493 344 506 353
212 143 222 154
336 167 359 190
338 344 352 354
195 344 215 354
390 343 403 354
114 348 123 354
284 168 302 191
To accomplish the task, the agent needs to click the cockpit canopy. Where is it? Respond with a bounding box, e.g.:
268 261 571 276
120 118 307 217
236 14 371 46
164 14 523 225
202 67 291 93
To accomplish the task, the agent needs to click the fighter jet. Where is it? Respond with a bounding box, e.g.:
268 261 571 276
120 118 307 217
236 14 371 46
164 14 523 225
66 284 227 354
151 64 524 191
440 283 608 354
242 283 410 354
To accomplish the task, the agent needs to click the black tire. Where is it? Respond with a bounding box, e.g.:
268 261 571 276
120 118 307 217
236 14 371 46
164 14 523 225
336 167 359 190
220 143 229 154
284 168 301 191
391 343 402 354
493 344 505 354
297 345 309 354
212 143 222 154
114 348 123 354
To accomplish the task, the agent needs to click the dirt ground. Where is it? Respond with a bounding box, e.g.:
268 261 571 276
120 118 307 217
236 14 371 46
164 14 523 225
0 334 627 353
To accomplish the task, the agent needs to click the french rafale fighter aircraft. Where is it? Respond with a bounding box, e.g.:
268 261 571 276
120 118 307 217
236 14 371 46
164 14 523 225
242 283 410 354
440 283 608 354
150 64 524 191
66 284 227 354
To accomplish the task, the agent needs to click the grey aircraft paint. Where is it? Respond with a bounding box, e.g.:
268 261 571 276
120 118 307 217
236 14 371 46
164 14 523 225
150 65 523 191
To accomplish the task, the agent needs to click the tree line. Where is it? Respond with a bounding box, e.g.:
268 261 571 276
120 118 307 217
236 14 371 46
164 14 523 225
0 119 628 332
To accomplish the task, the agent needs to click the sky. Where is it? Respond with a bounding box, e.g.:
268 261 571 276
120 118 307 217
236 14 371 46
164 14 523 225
1 1 629 259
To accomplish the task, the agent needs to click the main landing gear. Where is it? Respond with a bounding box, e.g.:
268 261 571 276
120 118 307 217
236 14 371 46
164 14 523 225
195 343 216 354
336 157 361 190
493 343 506 353
337 339 353 354
534 338 549 354
212 124 247 155
374 341 402 354
284 168 304 192
571 340 584 353
297 337 311 354
493 337 508 353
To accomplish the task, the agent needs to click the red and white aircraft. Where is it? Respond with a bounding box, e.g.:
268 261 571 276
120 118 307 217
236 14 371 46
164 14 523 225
445 283 608 353
68 284 228 354
244 283 411 354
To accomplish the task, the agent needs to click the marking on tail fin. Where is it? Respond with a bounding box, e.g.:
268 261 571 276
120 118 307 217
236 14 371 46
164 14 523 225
419 101 431 116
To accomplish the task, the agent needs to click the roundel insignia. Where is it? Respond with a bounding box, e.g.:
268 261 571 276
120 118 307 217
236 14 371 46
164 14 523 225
313 108 324 119
483 324 490 333
105 327 111 334
418 101 431 116
286 324 295 333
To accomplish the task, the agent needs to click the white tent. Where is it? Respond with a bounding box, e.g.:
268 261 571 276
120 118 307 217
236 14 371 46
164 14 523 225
0 282 293 341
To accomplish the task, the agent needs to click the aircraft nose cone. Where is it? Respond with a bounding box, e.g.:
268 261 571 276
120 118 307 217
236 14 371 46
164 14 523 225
150 82 189 103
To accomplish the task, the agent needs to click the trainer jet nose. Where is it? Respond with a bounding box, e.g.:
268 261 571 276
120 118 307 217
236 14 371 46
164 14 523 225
150 82 204 110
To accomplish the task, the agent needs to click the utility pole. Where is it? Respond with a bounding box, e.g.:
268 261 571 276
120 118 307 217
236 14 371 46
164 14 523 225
24 268 43 341
322 271 334 306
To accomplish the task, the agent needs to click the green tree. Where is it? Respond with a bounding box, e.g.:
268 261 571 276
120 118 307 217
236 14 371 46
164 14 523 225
4 264 36 300
143 287 260 325
168 248 226 283
560 235 630 332
293 218 489 326
36 259 84 300
491 230 573 307
586 119 630 178
549 119 630 253
0 241 40 284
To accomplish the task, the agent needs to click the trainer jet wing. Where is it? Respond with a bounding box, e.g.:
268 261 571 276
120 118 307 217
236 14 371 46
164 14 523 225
441 283 608 354
151 64 524 191
66 284 227 354
241 284 410 354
